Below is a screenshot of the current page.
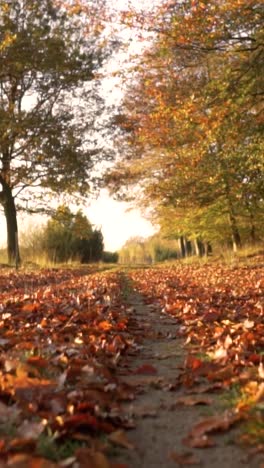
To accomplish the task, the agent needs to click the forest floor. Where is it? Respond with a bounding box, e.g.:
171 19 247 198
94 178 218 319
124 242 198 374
0 260 263 467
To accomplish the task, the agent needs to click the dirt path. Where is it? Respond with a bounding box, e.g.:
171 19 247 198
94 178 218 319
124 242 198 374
114 286 261 468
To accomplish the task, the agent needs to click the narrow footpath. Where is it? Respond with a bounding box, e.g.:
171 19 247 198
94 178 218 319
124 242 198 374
114 284 262 468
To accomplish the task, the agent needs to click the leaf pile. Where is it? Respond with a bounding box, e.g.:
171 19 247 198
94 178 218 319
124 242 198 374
0 268 136 467
130 264 264 449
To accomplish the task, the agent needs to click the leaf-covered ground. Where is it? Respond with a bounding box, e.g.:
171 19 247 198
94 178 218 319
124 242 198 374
0 267 139 467
0 263 263 467
126 264 264 466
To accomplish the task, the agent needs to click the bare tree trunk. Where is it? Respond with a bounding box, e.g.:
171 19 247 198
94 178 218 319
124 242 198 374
223 179 242 252
228 209 242 252
246 203 258 244
178 236 186 258
204 242 212 257
2 186 20 265
183 237 192 257
194 238 206 257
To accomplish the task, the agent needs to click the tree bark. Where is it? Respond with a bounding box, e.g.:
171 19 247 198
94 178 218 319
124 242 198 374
2 185 20 265
183 237 192 257
245 201 258 244
223 179 242 252
194 238 206 257
228 209 242 252
178 236 186 258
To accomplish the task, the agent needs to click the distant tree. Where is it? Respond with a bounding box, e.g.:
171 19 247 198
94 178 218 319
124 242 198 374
102 251 119 263
85 229 104 263
44 205 104 263
0 0 109 264
44 206 74 262
118 235 179 264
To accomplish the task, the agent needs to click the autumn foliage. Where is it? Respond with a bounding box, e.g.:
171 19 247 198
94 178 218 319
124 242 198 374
108 0 264 251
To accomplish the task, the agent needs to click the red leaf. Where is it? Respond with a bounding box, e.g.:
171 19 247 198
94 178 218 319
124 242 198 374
134 364 157 375
26 356 49 369
184 355 203 370
63 413 100 431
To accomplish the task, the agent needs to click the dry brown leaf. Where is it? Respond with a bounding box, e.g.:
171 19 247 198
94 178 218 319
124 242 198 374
76 448 110 468
169 450 201 465
173 396 212 407
108 430 135 450
182 434 216 448
188 411 241 439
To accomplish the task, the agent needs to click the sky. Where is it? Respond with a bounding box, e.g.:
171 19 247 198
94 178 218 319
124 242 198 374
0 191 157 252
85 190 156 251
0 0 159 253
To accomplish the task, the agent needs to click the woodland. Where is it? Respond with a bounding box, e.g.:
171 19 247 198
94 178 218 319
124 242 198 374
0 0 263 263
0 1 263 467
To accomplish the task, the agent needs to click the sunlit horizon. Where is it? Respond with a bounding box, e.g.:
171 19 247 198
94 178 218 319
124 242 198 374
0 189 157 252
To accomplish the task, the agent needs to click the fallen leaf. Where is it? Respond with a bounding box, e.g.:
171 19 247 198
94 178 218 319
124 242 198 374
4 454 58 467
182 434 216 448
184 356 203 370
76 448 110 468
169 450 201 465
173 396 212 407
108 430 135 450
134 364 157 375
188 411 241 439
243 319 255 329
207 364 234 382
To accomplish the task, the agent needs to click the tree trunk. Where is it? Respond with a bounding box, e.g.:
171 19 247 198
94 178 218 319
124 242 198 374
178 236 186 258
204 242 212 257
228 210 242 252
194 238 206 257
250 222 257 244
193 239 199 257
248 208 258 244
183 237 192 257
2 186 20 265
223 179 242 252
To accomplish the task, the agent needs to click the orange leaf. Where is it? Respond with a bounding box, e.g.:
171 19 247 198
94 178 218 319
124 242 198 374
185 355 203 370
98 320 112 331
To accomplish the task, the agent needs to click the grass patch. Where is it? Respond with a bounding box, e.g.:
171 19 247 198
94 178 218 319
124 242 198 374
195 352 213 362
241 413 264 445
0 422 18 438
37 431 85 461
118 272 135 300
219 383 243 409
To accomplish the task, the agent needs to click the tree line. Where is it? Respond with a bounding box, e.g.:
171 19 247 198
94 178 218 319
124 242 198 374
107 0 264 253
19 205 118 264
